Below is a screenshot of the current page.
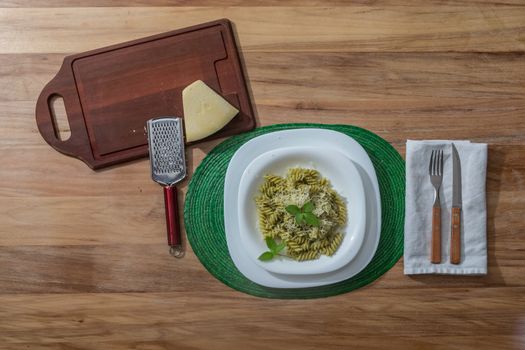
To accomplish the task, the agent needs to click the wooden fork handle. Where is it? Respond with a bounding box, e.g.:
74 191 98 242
431 206 441 264
450 207 461 264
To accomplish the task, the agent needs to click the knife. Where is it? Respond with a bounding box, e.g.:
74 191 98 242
451 143 462 264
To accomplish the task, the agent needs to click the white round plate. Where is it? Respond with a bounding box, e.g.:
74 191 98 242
237 146 366 275
224 128 381 288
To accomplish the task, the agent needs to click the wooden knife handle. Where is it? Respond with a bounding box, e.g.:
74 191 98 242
431 206 441 264
451 207 461 264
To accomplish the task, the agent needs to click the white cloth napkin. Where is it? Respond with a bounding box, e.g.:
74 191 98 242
404 140 488 275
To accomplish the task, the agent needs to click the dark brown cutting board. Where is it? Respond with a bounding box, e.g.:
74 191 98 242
36 19 255 170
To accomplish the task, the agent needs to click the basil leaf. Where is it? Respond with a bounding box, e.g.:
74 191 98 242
265 237 277 251
302 201 314 213
295 213 305 225
275 242 286 253
304 213 320 227
285 205 301 216
258 251 275 261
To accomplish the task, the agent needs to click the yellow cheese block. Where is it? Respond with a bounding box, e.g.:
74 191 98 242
182 80 239 142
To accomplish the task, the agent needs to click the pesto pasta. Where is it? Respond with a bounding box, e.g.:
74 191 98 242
255 168 347 261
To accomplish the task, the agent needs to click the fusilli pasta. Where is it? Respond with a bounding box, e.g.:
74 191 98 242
255 168 347 261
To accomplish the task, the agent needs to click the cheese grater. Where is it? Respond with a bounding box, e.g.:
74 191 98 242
146 117 187 257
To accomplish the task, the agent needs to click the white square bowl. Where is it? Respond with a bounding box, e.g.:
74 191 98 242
237 146 366 275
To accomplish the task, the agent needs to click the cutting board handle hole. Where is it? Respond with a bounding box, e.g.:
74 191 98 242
49 94 71 141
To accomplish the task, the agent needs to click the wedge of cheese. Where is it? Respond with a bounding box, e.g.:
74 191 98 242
182 80 239 142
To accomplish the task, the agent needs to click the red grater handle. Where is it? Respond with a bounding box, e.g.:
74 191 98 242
163 186 184 257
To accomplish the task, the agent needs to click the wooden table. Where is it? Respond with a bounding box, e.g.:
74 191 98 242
1 2 524 349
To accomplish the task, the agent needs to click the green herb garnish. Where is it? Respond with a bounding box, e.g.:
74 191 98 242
285 201 320 227
258 237 287 261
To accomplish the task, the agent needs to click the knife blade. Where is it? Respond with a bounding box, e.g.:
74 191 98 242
451 143 462 264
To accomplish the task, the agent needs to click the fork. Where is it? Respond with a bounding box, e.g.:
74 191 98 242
429 149 444 264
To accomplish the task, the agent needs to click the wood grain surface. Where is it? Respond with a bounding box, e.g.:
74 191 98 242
1 1 524 349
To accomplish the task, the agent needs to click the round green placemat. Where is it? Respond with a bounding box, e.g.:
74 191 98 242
184 123 405 299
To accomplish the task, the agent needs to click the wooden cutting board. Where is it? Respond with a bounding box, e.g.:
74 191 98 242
35 19 255 170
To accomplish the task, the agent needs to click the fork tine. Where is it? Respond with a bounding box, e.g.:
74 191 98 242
433 150 438 176
434 150 438 176
428 150 434 175
439 150 443 175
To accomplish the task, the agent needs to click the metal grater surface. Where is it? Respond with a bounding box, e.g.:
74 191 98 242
147 117 186 186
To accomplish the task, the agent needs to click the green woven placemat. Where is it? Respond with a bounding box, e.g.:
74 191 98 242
184 123 405 299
